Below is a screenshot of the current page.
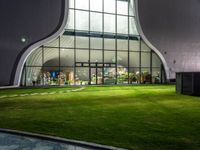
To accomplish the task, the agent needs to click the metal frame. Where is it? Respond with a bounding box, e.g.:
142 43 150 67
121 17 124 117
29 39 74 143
21 0 165 86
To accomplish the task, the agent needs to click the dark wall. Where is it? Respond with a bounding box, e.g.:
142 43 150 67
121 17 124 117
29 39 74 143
138 0 200 79
0 0 66 86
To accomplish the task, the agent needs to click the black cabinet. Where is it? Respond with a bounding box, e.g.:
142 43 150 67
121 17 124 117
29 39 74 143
176 72 200 96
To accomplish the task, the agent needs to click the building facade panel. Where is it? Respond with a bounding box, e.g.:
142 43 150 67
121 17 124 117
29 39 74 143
137 0 200 79
0 0 67 86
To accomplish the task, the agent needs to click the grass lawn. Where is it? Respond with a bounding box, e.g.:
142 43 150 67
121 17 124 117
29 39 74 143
0 85 200 150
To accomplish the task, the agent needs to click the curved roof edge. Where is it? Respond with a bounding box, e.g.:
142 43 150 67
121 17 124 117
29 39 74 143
13 0 69 86
134 0 170 80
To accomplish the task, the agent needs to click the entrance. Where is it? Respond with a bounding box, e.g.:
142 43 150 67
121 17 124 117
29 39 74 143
90 67 103 85
90 67 116 85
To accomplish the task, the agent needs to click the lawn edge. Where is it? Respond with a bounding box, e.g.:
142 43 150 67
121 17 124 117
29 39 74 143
0 128 126 150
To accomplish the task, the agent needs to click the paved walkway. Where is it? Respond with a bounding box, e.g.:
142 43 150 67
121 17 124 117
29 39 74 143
0 87 86 99
0 132 89 150
0 129 126 150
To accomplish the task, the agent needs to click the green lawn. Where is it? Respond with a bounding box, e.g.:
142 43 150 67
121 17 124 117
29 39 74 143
0 85 200 150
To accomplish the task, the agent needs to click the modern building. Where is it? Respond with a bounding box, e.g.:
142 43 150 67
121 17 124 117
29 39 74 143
0 0 199 87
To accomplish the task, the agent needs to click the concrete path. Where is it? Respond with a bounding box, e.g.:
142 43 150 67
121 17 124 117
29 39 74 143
0 87 86 99
0 129 126 150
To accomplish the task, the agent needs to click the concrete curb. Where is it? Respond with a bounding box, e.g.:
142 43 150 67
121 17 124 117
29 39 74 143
0 128 127 150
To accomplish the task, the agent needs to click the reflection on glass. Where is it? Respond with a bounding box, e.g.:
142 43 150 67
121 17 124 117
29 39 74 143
90 0 102 12
104 14 115 33
117 16 128 34
129 0 135 16
25 67 43 86
60 36 74 48
76 37 89 48
104 0 115 13
90 12 102 32
129 68 140 84
141 40 151 51
152 68 161 84
104 68 116 85
152 53 161 67
104 38 115 50
43 67 60 86
90 68 103 85
117 67 128 84
117 52 128 67
44 38 59 47
76 67 89 85
69 0 74 8
90 37 102 49
130 52 140 67
75 0 89 10
65 10 74 30
104 51 116 63
141 68 151 84
141 52 150 67
117 39 128 51
60 67 74 85
26 48 43 66
43 48 59 67
75 10 89 31
129 17 138 35
76 50 89 62
90 50 103 62
117 0 128 15
60 49 74 66
130 40 139 51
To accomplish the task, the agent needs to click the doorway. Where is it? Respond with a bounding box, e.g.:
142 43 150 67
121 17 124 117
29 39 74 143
90 67 103 85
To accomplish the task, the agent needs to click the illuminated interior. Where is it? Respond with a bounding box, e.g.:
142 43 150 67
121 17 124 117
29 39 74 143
21 0 165 86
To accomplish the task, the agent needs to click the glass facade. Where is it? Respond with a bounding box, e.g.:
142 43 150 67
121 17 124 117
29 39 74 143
21 0 165 86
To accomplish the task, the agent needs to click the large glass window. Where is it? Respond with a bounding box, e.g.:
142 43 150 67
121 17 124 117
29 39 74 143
22 0 165 86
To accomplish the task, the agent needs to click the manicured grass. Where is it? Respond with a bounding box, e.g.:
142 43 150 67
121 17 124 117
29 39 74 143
0 85 200 150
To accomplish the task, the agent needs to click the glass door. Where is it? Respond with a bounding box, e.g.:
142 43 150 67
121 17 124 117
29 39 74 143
90 67 103 85
104 67 116 85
